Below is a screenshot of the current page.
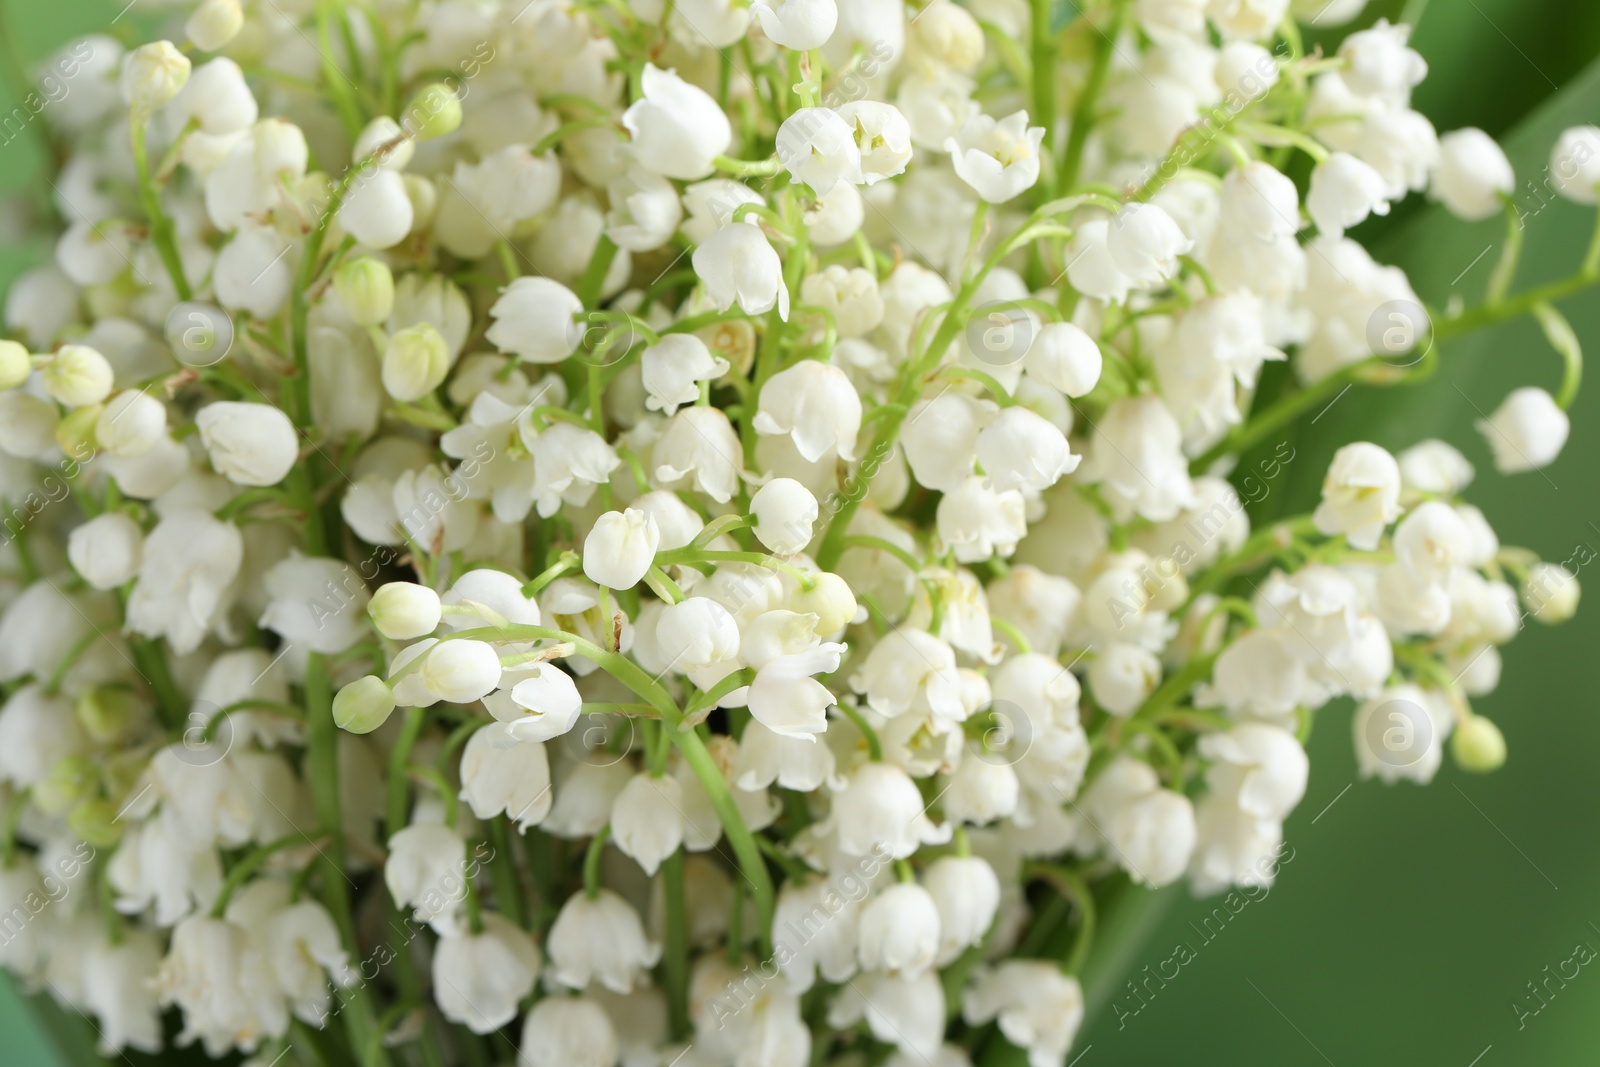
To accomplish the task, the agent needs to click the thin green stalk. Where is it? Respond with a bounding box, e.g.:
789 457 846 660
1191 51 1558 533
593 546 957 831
583 824 611 899
211 832 325 917
662 848 691 1039
130 117 192 300
1059 0 1127 194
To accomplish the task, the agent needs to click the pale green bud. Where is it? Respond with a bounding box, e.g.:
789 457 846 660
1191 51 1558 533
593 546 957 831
369 582 443 640
0 340 30 390
382 323 450 402
1451 715 1507 773
791 571 859 636
69 798 124 848
186 0 244 52
35 756 99 815
334 257 396 327
42 344 114 407
334 675 398 734
120 40 191 110
56 403 103 457
1523 562 1580 624
404 82 464 142
76 686 147 744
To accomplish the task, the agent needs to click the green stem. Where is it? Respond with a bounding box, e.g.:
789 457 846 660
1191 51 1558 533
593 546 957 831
662 848 691 1040
130 116 192 301
836 702 882 761
489 817 527 928
583 824 611 899
1031 0 1058 192
1059 0 1126 194
211 833 325 917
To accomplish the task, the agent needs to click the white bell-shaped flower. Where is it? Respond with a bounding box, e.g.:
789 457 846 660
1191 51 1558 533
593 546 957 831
487 277 584 363
583 509 661 590
1107 202 1192 289
754 359 862 462
385 824 469 931
1307 151 1392 238
1025 322 1102 397
126 509 243 655
196 401 299 487
642 334 729 415
751 0 838 49
622 64 732 180
1197 722 1309 821
606 166 684 252
777 107 863 195
611 773 687 875
857 882 941 978
547 888 662 993
433 913 541 1034
974 405 1080 494
1431 128 1514 220
693 223 791 320
830 760 950 858
751 477 820 555
1475 386 1569 473
1312 441 1403 549
654 406 744 503
922 855 1000 965
500 664 584 742
520 996 619 1067
837 101 914 184
259 556 371 655
460 722 553 829
67 512 144 591
418 639 503 704
962 962 1083 1067
946 110 1045 203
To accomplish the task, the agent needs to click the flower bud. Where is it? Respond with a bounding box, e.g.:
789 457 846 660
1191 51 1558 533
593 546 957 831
1431 128 1514 221
370 582 443 640
0 340 31 390
68 798 124 848
55 403 102 456
1476 387 1569 474
67 512 144 591
419 640 503 704
95 390 167 457
1550 126 1600 205
120 40 191 110
405 82 464 142
1522 562 1580 624
339 168 415 250
76 686 144 744
383 323 451 401
35 755 98 815
196 400 299 486
790 572 857 636
486 277 585 364
751 477 819 555
582 509 661 590
751 0 838 50
186 0 244 52
334 257 396 326
1451 715 1506 773
911 0 984 72
43 344 114 407
1025 322 1102 397
333 675 398 734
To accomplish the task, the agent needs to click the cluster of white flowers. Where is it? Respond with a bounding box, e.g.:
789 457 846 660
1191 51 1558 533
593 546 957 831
0 0 1589 1065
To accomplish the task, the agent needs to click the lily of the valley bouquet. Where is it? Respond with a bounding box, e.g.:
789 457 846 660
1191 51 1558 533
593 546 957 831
0 0 1592 1063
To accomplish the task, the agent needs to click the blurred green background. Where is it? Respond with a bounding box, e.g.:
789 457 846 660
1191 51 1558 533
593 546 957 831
3 0 1599 1064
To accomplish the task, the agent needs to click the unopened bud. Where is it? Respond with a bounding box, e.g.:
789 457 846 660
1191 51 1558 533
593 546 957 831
1523 562 1580 624
370 582 443 640
69 798 124 848
1451 715 1507 773
35 756 99 815
186 0 244 52
43 344 114 407
334 257 396 327
405 82 464 142
56 403 103 456
382 323 450 402
333 675 398 734
77 686 146 744
120 40 191 110
791 571 858 636
0 340 31 390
